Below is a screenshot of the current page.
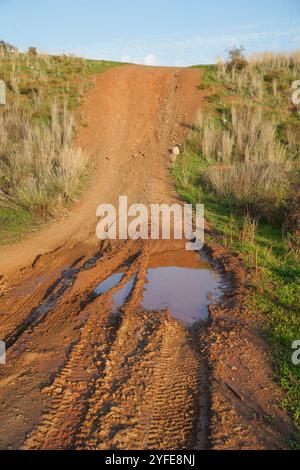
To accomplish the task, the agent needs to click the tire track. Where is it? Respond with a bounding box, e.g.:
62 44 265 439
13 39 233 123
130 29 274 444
23 243 209 451
139 322 207 450
24 249 147 449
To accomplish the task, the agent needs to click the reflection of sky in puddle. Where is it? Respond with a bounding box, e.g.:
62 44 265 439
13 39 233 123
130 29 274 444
95 273 136 312
141 249 222 325
95 273 125 296
112 276 136 311
93 249 223 325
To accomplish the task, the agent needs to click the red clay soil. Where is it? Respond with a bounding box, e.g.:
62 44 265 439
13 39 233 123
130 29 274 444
0 65 297 450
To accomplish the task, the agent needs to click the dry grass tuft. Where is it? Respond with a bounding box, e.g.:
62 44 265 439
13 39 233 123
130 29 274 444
240 214 258 244
217 50 300 104
194 105 294 221
0 100 87 217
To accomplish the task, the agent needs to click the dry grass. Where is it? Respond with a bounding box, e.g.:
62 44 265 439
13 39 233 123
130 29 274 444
0 46 115 123
201 117 220 160
240 214 258 244
208 50 300 222
217 50 300 104
0 46 124 242
248 51 300 70
0 46 121 234
0 100 87 217
194 105 293 220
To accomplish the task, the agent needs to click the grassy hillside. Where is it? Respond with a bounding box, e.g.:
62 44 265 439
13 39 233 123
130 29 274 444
175 50 300 442
0 44 122 244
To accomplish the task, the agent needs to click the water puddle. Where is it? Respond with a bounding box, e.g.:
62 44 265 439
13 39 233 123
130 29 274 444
112 276 136 311
95 273 136 312
141 249 223 325
95 273 125 296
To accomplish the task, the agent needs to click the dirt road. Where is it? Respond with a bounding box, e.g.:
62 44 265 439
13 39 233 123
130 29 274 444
0 65 199 278
0 65 296 450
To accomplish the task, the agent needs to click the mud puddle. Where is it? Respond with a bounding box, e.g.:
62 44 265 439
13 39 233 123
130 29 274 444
141 249 222 325
95 273 136 312
95 273 125 296
5 251 103 349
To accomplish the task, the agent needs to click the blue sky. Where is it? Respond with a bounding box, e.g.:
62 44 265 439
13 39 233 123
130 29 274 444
1 0 300 65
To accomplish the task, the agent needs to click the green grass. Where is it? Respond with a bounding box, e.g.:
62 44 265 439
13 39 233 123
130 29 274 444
0 53 123 121
0 207 38 245
85 58 124 74
191 64 218 88
173 59 300 444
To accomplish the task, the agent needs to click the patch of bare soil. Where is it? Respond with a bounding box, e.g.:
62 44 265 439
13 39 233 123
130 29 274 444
0 65 297 450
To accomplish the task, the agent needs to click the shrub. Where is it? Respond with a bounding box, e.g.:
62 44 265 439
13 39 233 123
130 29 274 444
28 47 38 56
226 46 248 71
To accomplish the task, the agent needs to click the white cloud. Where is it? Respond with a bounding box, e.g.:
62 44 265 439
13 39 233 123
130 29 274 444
120 54 131 63
143 53 158 66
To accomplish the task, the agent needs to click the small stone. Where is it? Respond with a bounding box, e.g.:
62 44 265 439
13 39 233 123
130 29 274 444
172 145 180 156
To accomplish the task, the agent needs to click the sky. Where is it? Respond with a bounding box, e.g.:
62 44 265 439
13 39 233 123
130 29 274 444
1 0 300 66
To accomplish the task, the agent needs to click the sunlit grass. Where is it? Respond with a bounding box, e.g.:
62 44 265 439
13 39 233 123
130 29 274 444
174 53 300 444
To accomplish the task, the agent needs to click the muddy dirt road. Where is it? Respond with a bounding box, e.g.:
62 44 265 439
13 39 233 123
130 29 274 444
0 65 296 450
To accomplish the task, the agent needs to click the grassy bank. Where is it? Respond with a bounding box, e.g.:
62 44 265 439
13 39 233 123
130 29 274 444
176 52 300 441
0 45 122 244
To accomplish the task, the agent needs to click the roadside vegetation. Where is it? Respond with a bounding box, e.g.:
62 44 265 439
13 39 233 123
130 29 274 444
175 48 300 442
0 40 122 243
